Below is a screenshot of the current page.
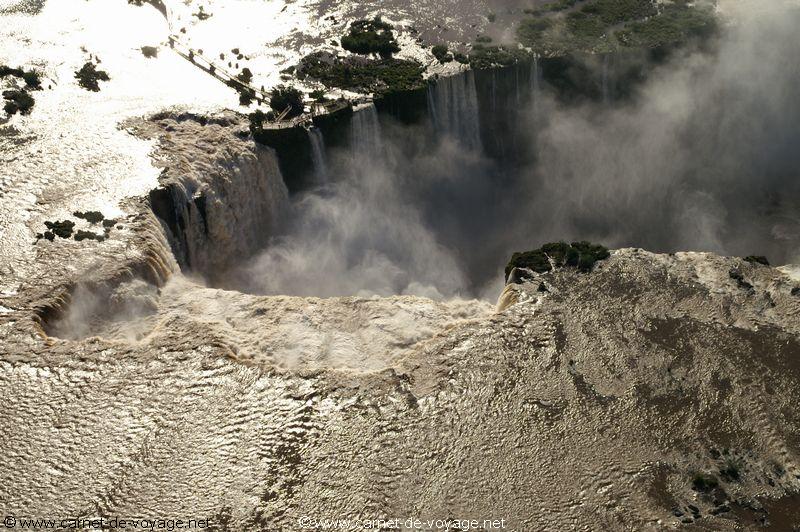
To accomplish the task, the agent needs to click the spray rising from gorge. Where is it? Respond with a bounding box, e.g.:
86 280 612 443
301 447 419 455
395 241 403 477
168 3 798 303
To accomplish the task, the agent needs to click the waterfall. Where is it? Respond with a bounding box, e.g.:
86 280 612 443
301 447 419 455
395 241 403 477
151 144 290 278
491 70 498 114
530 56 542 113
599 53 618 104
308 128 329 183
428 70 483 152
350 104 384 159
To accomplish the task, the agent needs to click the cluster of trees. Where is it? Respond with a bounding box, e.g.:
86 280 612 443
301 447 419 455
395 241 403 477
2 90 35 116
341 18 400 58
268 85 304 118
298 52 425 96
36 212 117 243
431 45 452 63
518 0 716 53
505 241 611 280
1 65 42 115
0 65 41 88
75 62 110 91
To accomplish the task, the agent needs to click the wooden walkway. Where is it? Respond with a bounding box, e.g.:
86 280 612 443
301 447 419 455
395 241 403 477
167 36 354 129
141 1 356 129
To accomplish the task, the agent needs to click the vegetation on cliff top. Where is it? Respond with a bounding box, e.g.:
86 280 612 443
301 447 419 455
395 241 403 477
36 213 118 243
469 44 528 70
517 0 716 55
432 45 453 64
1 65 42 116
298 52 425 96
0 65 42 89
616 4 717 48
75 62 110 91
268 85 304 118
341 17 400 58
505 241 610 280
2 90 35 116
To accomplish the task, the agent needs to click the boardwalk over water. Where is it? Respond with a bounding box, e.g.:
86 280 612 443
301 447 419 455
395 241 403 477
136 0 354 129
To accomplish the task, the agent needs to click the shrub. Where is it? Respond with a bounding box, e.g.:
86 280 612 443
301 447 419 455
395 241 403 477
21 70 41 88
570 241 611 272
309 89 327 102
74 230 105 242
75 62 110 91
744 255 769 266
341 17 400 58
298 53 425 96
469 45 524 70
74 211 104 224
719 460 741 482
691 473 719 492
487 12 496 23
0 65 41 89
2 89 35 115
431 45 452 63
506 249 552 279
140 46 159 58
269 85 304 118
44 220 75 239
237 67 253 84
248 109 269 130
193 6 211 20
237 88 255 105
505 241 610 280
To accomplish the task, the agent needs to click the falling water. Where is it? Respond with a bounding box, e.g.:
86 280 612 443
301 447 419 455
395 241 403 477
150 145 289 277
530 56 542 115
491 70 498 114
602 54 610 104
308 128 329 183
427 70 483 152
350 104 384 159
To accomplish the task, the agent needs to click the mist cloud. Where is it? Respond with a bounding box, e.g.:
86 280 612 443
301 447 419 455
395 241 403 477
227 1 800 301
518 1 800 265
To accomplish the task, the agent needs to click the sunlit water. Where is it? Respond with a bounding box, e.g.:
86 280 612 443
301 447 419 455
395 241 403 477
0 0 307 291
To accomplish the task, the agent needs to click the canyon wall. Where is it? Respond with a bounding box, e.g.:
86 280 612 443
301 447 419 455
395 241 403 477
137 113 290 281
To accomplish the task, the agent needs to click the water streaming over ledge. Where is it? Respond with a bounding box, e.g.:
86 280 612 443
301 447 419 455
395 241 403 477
308 127 329 184
427 70 482 152
350 104 384 159
530 56 542 114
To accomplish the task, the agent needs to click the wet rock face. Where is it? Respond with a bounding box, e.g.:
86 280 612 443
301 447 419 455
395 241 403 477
4 249 800 529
